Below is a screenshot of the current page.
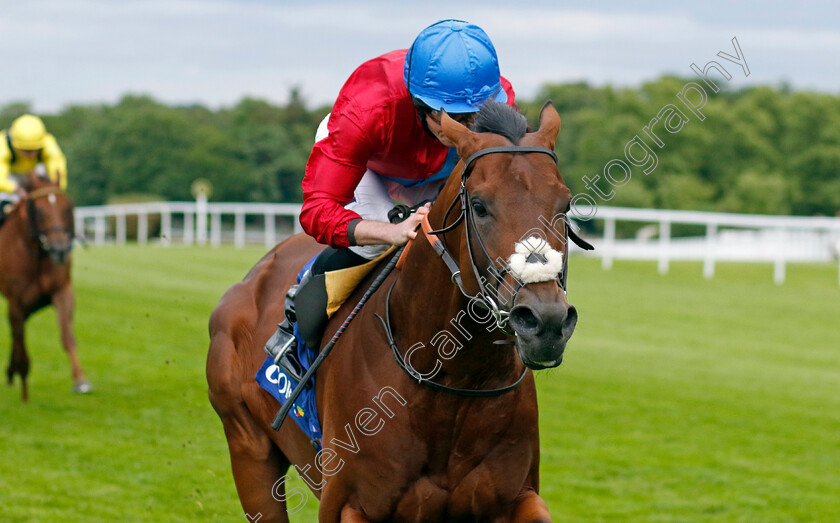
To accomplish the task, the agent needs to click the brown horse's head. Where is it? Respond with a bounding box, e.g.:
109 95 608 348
437 101 577 369
21 172 75 265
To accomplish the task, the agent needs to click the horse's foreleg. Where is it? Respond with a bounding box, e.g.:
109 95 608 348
511 490 552 523
340 506 372 522
7 302 30 401
52 284 90 393
222 409 295 523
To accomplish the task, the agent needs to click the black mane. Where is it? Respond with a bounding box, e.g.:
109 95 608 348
472 100 528 144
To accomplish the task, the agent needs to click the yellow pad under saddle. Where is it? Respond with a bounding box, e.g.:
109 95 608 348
324 246 397 318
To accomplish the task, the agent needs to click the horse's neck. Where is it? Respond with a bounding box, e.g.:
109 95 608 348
0 208 36 258
388 237 521 388
7 206 27 236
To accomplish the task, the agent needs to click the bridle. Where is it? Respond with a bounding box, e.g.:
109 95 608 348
25 186 74 259
423 145 594 333
375 144 593 397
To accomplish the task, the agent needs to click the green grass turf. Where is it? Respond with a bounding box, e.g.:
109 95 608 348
1 246 838 521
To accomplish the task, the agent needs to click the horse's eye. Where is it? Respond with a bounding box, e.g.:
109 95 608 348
471 200 489 218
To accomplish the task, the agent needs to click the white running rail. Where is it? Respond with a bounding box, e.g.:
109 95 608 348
74 201 303 250
73 202 840 285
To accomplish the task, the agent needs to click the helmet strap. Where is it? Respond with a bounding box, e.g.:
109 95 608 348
411 97 438 139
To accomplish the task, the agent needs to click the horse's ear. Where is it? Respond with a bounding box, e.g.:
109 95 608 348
441 111 480 159
531 101 561 149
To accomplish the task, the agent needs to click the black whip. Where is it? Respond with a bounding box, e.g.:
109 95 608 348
271 245 406 431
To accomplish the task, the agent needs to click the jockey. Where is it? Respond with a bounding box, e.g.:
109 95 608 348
266 19 517 374
0 114 67 227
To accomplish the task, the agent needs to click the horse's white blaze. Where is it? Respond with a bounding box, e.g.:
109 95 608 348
48 193 56 205
508 236 564 284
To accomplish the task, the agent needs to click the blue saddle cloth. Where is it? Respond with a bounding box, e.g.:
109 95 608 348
255 255 323 450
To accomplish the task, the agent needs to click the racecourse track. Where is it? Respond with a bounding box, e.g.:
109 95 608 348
1 245 838 521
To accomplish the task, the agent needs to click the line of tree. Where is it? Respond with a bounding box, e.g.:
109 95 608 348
2 77 839 216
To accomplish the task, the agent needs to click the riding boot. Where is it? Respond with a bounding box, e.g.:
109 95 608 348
264 247 368 382
264 269 312 384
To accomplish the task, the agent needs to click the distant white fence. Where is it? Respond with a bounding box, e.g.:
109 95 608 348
74 201 303 250
73 201 840 285
570 206 840 285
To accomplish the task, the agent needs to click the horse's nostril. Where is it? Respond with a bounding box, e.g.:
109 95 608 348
563 305 578 333
509 305 543 335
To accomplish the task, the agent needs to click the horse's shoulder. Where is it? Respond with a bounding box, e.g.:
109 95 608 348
210 281 257 332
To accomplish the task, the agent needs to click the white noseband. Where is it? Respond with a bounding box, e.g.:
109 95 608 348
507 236 564 284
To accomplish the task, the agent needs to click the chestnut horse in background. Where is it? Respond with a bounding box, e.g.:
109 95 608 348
0 173 89 401
208 102 579 521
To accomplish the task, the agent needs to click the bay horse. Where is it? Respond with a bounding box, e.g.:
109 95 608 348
207 102 580 522
0 172 89 401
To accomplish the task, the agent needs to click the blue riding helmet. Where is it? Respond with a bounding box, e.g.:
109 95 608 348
404 20 507 113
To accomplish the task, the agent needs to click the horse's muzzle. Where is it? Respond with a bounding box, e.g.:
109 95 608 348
509 289 578 369
43 236 73 265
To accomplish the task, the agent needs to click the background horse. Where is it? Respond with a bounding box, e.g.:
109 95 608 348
0 173 89 401
208 102 576 522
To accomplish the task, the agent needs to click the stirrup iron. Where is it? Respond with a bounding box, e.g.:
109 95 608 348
264 323 307 384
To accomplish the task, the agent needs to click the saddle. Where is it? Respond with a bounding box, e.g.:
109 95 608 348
262 204 419 422
296 246 398 349
257 246 398 449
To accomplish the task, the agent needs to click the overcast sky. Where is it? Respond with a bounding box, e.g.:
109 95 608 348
3 0 838 113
